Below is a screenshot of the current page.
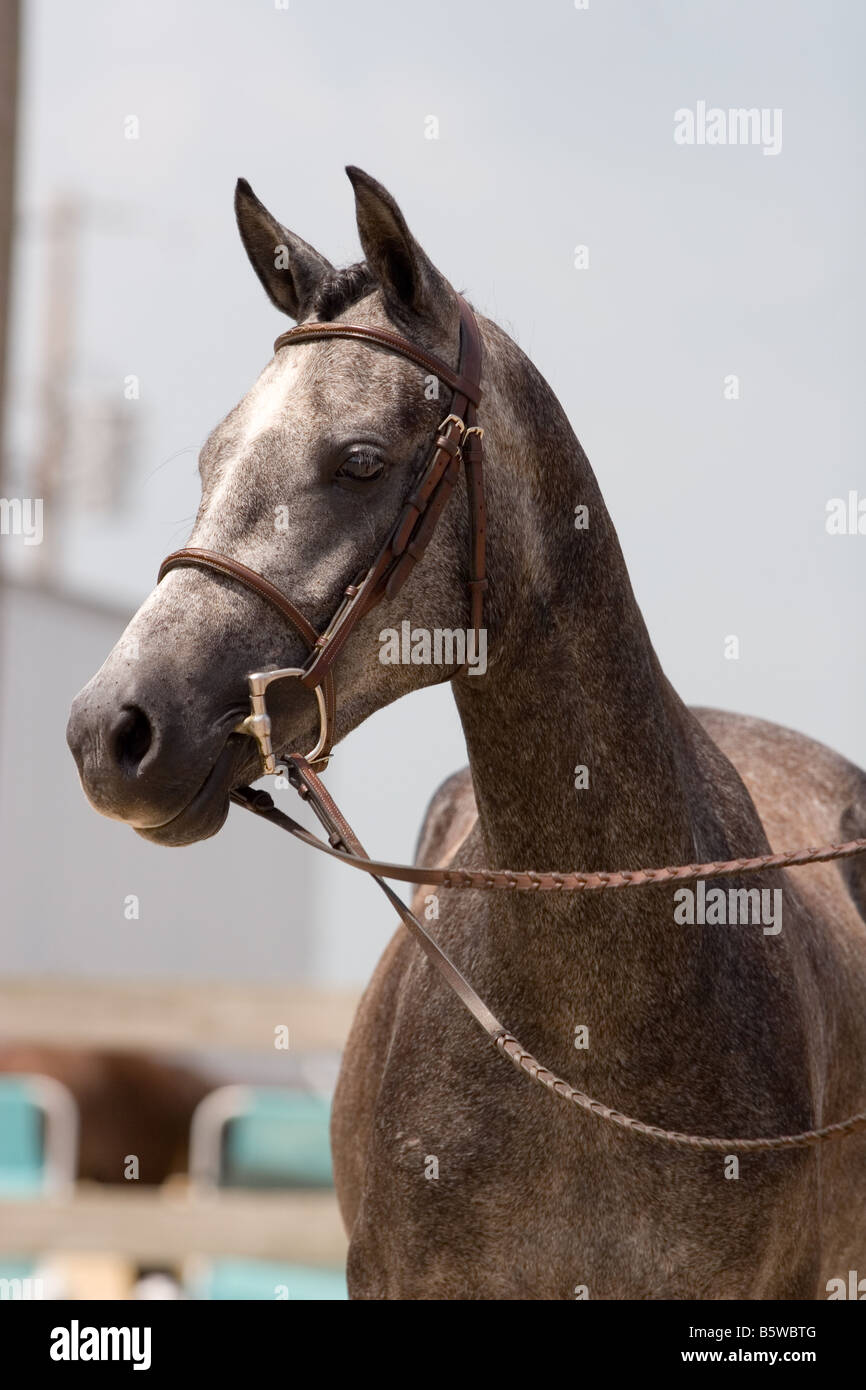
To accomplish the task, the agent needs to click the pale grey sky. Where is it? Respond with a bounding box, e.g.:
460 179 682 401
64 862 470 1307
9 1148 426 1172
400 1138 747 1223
4 0 864 980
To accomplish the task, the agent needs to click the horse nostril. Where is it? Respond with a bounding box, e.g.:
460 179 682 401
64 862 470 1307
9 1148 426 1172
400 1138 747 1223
112 705 153 775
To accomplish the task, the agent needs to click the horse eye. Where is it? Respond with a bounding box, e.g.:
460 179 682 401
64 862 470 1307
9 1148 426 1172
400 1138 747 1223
335 448 385 483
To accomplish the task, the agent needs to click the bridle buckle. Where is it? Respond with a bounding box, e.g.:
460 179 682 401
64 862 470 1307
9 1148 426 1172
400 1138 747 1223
438 412 467 439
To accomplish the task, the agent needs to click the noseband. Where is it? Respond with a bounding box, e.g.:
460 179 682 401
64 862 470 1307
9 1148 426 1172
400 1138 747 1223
157 298 866 1154
159 295 486 772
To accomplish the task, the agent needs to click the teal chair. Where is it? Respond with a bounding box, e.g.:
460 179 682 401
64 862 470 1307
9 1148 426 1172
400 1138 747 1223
0 1078 46 1197
0 1075 77 1197
0 1075 77 1298
186 1086 347 1300
224 1089 334 1189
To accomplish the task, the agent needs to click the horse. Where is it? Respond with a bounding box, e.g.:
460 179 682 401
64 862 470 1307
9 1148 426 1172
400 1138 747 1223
0 1046 212 1184
67 167 866 1299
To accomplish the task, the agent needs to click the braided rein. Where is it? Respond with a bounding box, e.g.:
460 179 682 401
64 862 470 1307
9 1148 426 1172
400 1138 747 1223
234 767 866 1154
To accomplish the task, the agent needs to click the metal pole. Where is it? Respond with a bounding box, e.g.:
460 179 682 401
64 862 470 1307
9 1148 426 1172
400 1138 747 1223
0 0 20 493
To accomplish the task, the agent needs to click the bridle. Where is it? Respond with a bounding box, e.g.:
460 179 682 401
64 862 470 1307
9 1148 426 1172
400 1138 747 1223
160 296 486 775
158 297 866 1153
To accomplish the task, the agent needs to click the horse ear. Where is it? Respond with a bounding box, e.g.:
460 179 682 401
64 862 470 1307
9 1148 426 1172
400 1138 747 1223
346 166 455 332
235 178 333 320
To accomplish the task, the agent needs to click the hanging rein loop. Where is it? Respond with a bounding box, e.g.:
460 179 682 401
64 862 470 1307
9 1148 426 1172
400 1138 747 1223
159 297 866 1152
231 758 866 1154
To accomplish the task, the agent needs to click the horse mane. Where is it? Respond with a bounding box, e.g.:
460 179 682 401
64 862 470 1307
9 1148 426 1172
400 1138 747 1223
311 262 377 320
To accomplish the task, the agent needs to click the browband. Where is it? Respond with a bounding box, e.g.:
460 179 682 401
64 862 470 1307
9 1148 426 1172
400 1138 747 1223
272 319 482 406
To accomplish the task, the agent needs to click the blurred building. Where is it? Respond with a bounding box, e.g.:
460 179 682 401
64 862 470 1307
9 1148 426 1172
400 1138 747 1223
0 577 316 983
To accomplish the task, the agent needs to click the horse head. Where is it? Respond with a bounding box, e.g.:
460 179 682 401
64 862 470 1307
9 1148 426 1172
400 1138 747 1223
67 169 497 845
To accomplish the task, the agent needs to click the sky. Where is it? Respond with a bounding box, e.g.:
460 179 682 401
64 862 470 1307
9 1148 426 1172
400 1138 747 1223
4 0 865 979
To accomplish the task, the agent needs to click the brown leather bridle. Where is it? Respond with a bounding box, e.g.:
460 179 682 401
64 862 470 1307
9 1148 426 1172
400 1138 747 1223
159 295 486 773
158 298 866 1153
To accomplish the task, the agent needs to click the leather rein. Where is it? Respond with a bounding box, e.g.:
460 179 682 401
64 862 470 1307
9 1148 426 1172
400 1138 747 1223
159 298 866 1153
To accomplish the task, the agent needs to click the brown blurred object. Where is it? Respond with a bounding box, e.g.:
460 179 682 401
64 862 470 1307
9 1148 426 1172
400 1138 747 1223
0 1047 214 1184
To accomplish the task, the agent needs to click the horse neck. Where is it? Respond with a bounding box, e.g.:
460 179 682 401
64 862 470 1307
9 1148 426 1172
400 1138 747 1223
452 325 709 980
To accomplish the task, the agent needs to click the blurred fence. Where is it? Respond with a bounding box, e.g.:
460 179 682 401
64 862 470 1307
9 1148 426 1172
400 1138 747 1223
0 978 360 1053
0 978 361 1295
